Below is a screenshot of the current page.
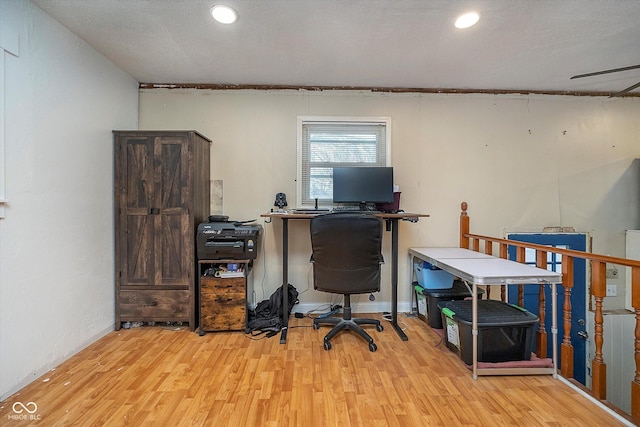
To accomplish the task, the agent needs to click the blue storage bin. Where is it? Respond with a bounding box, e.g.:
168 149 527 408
414 261 454 289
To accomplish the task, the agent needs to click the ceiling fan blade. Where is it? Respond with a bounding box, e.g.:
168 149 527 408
570 64 640 79
609 81 640 97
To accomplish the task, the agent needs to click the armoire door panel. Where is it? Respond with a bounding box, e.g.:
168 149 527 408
125 214 152 284
125 139 154 209
120 137 154 286
158 139 186 210
157 212 189 283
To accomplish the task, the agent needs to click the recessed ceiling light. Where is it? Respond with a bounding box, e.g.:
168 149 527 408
455 12 480 29
211 5 238 24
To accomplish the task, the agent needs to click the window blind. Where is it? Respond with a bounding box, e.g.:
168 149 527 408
300 121 388 206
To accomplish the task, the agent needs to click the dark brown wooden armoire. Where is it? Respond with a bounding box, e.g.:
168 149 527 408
113 130 211 331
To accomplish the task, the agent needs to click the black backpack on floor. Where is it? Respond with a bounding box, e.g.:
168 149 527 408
247 284 299 337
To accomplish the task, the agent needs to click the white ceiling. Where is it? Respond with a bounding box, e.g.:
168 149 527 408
32 0 640 95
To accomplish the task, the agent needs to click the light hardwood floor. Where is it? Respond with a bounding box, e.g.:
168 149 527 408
0 315 627 426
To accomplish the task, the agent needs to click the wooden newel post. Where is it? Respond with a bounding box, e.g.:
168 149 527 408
460 202 469 249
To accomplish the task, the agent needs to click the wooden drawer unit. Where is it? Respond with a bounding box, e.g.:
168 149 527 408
200 276 247 333
119 290 190 320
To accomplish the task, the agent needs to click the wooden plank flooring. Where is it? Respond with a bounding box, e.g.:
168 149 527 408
0 315 627 426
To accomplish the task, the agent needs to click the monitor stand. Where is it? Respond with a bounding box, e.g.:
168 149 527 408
359 202 378 212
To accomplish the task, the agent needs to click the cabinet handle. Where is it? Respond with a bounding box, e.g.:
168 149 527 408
149 208 160 215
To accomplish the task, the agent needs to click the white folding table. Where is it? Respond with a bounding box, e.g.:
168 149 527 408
409 247 563 379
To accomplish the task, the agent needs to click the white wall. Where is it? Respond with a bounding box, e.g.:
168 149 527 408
0 0 138 400
139 89 640 312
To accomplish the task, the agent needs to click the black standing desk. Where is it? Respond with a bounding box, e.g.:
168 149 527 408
261 211 429 343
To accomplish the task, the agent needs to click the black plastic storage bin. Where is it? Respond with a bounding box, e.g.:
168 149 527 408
440 300 538 365
421 280 484 329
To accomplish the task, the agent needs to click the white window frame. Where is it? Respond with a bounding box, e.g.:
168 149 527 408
296 116 391 208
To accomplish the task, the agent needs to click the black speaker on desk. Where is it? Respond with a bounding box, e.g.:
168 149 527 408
274 192 287 210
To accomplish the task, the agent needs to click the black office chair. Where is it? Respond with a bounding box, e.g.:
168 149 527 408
310 212 384 352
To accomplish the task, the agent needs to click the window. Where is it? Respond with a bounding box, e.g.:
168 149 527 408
297 116 391 207
522 245 566 273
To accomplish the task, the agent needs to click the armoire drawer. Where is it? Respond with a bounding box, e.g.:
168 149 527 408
118 290 190 318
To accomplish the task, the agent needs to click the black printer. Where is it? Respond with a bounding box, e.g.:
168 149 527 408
196 221 262 260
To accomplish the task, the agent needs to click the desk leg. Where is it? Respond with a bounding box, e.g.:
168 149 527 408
389 218 408 341
280 218 289 344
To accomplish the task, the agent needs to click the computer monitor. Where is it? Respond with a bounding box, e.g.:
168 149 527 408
332 167 394 208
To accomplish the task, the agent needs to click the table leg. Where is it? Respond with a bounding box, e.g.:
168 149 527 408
389 218 408 341
472 282 478 379
280 218 289 344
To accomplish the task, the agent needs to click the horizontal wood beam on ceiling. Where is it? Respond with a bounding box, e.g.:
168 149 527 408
138 83 640 97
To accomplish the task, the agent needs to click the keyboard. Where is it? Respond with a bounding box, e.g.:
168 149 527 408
331 206 362 212
291 209 330 214
331 207 381 214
